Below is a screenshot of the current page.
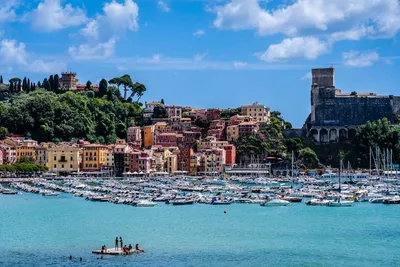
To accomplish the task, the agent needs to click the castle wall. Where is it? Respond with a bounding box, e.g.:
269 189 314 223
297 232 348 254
314 96 394 126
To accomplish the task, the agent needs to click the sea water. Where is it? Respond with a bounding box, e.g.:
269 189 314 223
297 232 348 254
1 192 399 267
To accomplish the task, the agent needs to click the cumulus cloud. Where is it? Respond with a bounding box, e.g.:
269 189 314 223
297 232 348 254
343 50 380 67
158 1 171 12
213 0 400 39
80 0 139 40
233 61 247 68
30 0 87 32
0 39 65 73
300 72 312 80
259 37 329 62
68 38 117 60
193 29 205 37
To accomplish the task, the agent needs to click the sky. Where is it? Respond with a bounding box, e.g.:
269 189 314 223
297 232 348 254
1 0 400 127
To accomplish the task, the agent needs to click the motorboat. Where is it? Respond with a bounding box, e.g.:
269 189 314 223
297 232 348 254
135 200 157 207
260 199 290 207
2 188 18 195
170 199 195 205
327 198 353 207
282 196 303 203
383 196 400 204
211 199 232 205
305 198 331 206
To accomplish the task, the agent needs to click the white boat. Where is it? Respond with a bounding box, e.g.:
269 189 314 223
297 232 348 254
261 199 290 207
327 198 353 207
305 198 331 206
135 200 157 207
2 188 18 195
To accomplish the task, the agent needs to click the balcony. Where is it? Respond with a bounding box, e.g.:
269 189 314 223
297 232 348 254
58 158 68 163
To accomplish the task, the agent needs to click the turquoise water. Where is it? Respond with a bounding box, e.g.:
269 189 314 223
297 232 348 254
1 192 400 267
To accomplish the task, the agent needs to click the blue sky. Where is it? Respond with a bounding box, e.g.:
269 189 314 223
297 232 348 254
1 0 400 127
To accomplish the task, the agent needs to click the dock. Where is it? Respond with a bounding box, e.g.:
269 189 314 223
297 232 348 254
92 248 137 255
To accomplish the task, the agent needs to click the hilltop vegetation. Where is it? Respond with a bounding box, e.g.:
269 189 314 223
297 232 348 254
0 74 145 144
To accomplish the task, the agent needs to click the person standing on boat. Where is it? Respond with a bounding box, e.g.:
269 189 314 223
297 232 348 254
120 237 123 250
115 237 119 250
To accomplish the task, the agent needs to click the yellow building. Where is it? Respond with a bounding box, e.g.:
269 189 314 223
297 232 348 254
47 146 81 174
16 140 38 161
227 125 239 142
165 149 178 174
190 154 200 176
144 125 154 147
35 143 52 166
241 102 270 123
82 144 107 172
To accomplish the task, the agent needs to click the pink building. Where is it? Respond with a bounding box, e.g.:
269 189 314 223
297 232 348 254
188 109 207 120
183 131 201 147
130 151 141 172
155 133 180 147
207 120 225 141
206 108 221 121
238 121 259 137
0 144 16 164
0 150 3 164
138 152 152 174
166 106 182 118
127 126 142 147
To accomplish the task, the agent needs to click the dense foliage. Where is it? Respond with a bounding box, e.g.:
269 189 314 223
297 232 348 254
0 89 143 144
0 163 48 173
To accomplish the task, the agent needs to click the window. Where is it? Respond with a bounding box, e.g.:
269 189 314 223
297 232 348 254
70 156 73 161
61 164 64 168
54 156 56 160
54 164 56 168
70 164 73 169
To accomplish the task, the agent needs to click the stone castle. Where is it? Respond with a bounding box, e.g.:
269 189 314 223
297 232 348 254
306 67 400 142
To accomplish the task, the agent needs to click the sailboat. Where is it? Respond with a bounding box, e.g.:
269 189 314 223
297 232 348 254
327 159 353 207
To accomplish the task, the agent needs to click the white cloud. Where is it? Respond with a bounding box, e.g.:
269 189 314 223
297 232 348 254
80 0 139 40
158 1 171 12
0 39 66 73
151 54 162 63
31 0 87 32
68 38 117 60
300 72 312 80
0 0 18 23
259 37 329 62
194 52 207 61
193 29 205 37
80 20 99 39
233 61 247 68
213 0 400 39
343 50 379 67
0 39 27 66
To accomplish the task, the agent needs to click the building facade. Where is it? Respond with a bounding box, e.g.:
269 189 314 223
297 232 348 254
60 72 79 90
82 144 107 172
47 146 81 174
241 102 270 123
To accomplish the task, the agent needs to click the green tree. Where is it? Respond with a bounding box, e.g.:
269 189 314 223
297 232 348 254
43 79 51 91
0 126 8 139
298 147 320 168
86 80 92 90
0 75 3 84
9 81 13 92
54 74 60 93
98 79 108 98
153 104 168 118
37 81 42 88
161 98 165 105
49 75 54 91
130 82 146 102
22 77 27 92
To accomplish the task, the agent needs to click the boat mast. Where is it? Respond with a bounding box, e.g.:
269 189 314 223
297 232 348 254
369 147 372 176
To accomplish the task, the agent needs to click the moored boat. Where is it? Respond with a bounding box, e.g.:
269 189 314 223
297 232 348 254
260 199 290 207
2 189 18 195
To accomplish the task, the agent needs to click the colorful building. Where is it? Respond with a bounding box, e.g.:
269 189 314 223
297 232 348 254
223 144 236 167
47 145 81 174
0 144 16 164
166 105 182 118
241 102 270 123
227 125 239 142
206 108 221 121
238 121 259 137
144 125 155 147
82 144 107 172
16 140 38 161
127 126 142 146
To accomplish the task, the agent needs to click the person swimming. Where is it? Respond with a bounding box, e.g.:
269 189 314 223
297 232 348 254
135 244 145 253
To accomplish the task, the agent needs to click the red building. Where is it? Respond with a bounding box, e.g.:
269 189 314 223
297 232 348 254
223 144 236 167
206 108 221 121
177 147 193 172
155 133 179 147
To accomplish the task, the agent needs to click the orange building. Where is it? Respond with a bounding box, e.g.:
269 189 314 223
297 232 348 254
223 144 236 167
144 125 154 147
82 144 107 172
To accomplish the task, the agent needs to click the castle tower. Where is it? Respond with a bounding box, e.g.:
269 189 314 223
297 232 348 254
310 67 335 124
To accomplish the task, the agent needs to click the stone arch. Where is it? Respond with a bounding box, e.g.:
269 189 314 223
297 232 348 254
309 129 319 142
320 128 329 143
329 129 337 142
348 128 357 139
339 128 347 138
